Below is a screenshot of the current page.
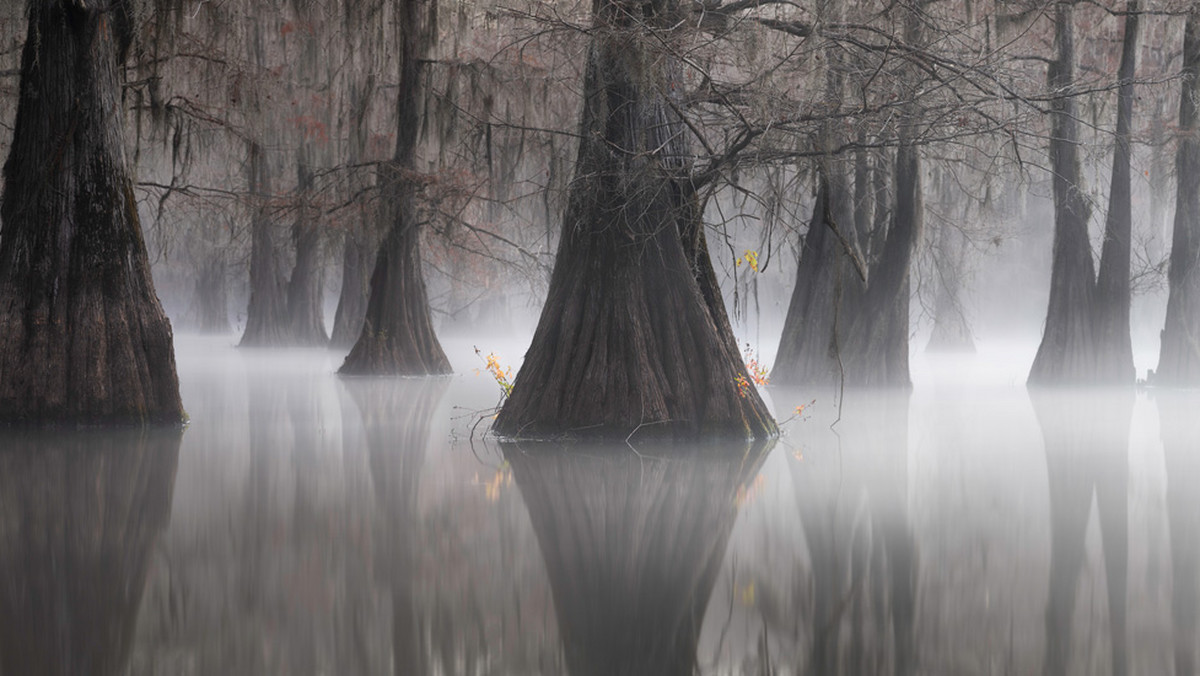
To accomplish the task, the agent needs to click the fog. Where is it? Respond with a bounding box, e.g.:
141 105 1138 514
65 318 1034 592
0 334 1185 675
3 0 1200 674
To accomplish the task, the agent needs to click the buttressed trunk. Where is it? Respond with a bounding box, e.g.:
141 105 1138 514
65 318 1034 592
493 0 776 440
0 0 184 424
339 0 451 375
1158 11 1200 385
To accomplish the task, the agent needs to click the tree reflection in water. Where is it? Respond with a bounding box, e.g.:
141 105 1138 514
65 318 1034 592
1030 389 1131 676
0 428 181 676
779 387 916 676
1161 391 1200 676
345 376 450 675
505 441 772 676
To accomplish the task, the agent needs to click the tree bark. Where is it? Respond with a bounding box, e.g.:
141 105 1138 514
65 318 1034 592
0 0 184 424
1158 11 1200 385
339 0 451 375
492 0 775 441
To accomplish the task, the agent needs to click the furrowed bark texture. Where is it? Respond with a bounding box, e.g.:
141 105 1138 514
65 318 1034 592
1159 11 1200 385
505 442 771 676
493 0 776 440
0 428 181 675
339 0 451 375
0 0 184 424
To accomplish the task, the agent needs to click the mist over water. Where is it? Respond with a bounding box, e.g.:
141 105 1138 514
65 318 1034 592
0 333 1188 674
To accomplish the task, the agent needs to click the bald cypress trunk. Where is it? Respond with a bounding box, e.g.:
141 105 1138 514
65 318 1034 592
494 0 775 440
285 157 329 346
1030 1 1138 386
239 141 291 347
339 0 450 375
331 230 370 348
1158 11 1200 386
184 256 232 334
0 0 184 424
1094 1 1139 384
774 1 920 388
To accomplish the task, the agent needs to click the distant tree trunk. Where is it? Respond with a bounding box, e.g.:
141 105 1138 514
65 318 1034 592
1093 0 1139 383
774 2 921 388
285 157 329 346
0 0 184 424
184 256 232 334
926 182 976 353
1030 1 1137 386
339 0 451 375
1158 11 1200 385
240 141 291 347
0 428 180 675
492 0 775 441
332 75 378 349
505 442 771 676
331 230 371 348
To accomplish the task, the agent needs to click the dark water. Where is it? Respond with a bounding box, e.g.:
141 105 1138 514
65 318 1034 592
0 336 1196 675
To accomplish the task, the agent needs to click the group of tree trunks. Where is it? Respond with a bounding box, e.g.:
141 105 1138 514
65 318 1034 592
6 0 1200 429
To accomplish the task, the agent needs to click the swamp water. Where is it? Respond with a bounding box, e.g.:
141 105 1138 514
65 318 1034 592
0 335 1196 675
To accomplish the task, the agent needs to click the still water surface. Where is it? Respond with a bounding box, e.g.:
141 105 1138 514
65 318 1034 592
0 336 1196 675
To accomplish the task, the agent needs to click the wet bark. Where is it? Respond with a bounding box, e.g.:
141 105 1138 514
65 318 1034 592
339 0 451 375
492 0 775 441
239 141 291 347
285 157 329 346
1158 11 1200 385
505 441 771 676
1030 2 1137 386
0 0 184 424
0 428 181 675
